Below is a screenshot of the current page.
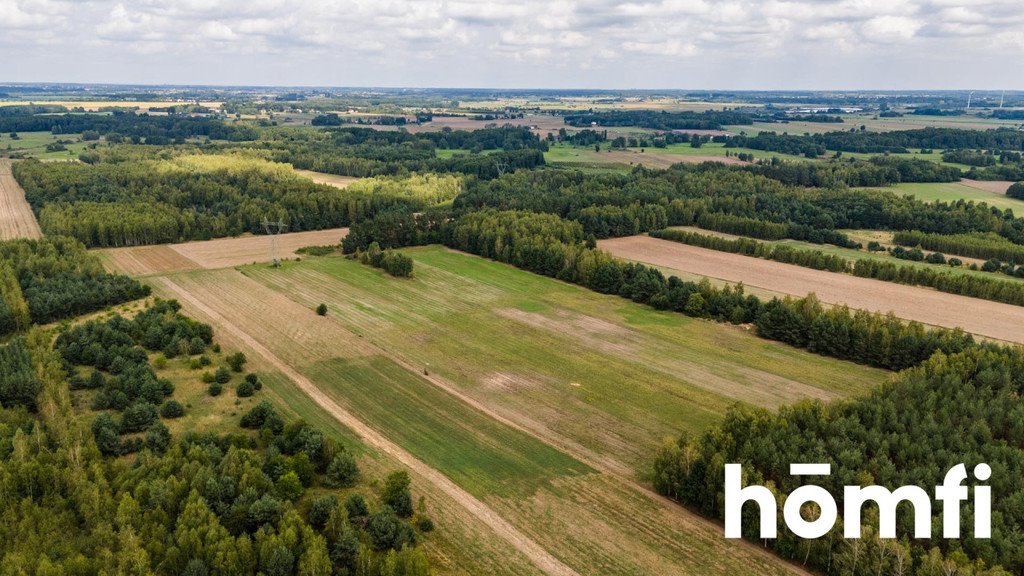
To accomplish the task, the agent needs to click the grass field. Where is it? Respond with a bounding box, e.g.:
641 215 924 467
0 131 93 160
242 247 884 473
874 181 1024 211
138 246 878 575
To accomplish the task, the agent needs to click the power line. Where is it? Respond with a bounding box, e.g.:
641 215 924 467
262 218 288 267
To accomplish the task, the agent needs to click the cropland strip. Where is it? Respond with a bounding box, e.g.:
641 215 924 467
600 235 1024 343
0 159 43 240
98 227 349 275
153 273 583 576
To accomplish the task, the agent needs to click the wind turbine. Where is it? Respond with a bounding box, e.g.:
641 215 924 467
966 91 975 110
1000 90 1006 109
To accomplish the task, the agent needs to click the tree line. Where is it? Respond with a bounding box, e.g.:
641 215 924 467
0 111 258 142
652 227 1024 307
563 109 753 130
893 230 1024 264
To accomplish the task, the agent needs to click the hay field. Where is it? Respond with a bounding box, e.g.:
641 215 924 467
0 159 42 240
138 247 856 575
99 227 349 275
600 235 1024 343
293 168 360 189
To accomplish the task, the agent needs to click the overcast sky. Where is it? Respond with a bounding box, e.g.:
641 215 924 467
2 0 1022 90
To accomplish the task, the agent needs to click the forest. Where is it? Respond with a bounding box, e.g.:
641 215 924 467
0 301 434 576
0 112 258 142
652 346 1024 576
562 110 753 129
729 127 1024 155
0 237 149 337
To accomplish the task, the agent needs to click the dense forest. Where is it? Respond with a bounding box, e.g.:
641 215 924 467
13 154 459 247
0 111 258 142
652 346 1024 576
0 301 434 575
0 237 148 336
563 110 753 130
729 127 1024 155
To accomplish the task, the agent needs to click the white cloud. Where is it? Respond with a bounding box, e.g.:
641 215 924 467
0 0 1021 87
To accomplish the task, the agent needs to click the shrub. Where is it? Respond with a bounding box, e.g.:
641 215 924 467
237 380 256 397
153 355 167 369
208 382 223 396
226 352 247 372
1006 181 1024 200
381 470 414 517
245 373 261 390
120 402 158 433
201 371 215 383
326 452 360 488
316 303 328 316
275 471 304 501
160 399 185 418
416 516 435 532
214 367 231 384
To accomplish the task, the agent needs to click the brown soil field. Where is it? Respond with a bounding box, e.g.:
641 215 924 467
0 159 43 240
293 168 360 189
99 228 349 275
600 235 1024 344
961 179 1016 194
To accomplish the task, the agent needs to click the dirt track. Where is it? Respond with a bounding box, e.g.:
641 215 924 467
99 227 349 275
0 159 42 240
600 235 1024 344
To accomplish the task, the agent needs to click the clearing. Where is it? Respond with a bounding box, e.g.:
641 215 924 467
293 168 360 189
600 235 1024 344
871 181 1024 211
0 159 43 240
98 227 349 275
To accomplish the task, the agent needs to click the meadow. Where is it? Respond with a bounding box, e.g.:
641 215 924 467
140 245 887 576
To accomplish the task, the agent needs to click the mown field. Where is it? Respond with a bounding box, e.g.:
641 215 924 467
0 130 93 160
873 180 1023 211
141 246 887 576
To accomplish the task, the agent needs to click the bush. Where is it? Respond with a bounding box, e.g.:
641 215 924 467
326 452 360 488
416 516 435 532
236 380 256 397
120 402 158 433
160 399 185 418
316 303 328 316
275 471 304 501
201 371 215 383
345 494 369 519
226 352 247 372
245 373 261 390
153 355 167 369
214 367 231 384
208 382 223 397
1008 181 1024 200
381 470 414 517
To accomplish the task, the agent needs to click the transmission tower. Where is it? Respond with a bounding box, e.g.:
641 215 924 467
966 91 975 110
262 218 288 267
494 161 510 177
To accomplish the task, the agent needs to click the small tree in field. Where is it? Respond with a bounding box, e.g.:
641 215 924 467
316 303 328 316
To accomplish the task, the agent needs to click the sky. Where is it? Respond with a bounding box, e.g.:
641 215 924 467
2 0 1023 90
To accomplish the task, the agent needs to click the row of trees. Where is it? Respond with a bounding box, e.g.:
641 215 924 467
894 230 1024 264
563 110 753 130
653 346 1024 575
730 127 1024 155
0 111 258 142
650 229 849 272
356 243 414 277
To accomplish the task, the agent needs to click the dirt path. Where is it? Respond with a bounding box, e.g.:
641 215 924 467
0 159 42 240
157 276 581 576
600 235 1024 344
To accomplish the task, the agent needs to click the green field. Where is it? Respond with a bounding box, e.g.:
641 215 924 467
149 248 882 575
243 246 885 474
0 130 94 160
875 181 1024 211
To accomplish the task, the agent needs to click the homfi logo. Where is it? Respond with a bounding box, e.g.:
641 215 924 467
724 463 991 539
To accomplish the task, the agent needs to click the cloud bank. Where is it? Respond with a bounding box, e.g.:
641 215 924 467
1 0 1021 88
